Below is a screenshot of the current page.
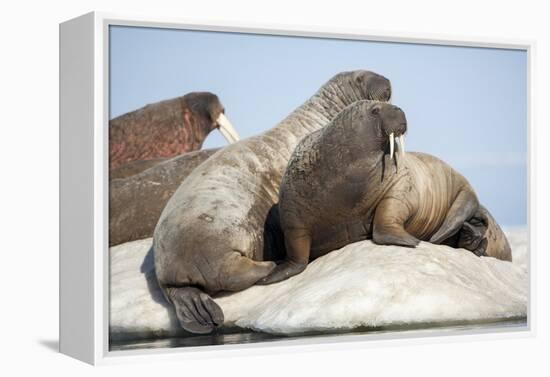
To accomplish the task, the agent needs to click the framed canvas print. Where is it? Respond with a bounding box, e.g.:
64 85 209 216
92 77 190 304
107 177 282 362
59 11 534 365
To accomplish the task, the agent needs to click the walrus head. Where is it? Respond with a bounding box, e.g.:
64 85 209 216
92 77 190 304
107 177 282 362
327 70 392 103
457 215 488 255
362 72 393 101
369 102 407 159
330 101 407 160
456 205 512 261
109 91 240 170
182 92 240 144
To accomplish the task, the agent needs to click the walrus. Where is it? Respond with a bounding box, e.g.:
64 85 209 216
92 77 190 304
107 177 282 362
259 100 511 284
109 148 220 246
109 92 239 170
153 70 393 334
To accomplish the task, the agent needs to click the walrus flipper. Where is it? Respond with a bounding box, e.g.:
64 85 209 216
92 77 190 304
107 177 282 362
257 228 310 285
372 198 420 247
219 252 277 291
165 286 224 334
256 261 307 285
430 189 479 245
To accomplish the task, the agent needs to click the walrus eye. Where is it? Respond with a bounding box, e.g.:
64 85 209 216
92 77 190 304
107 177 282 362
371 107 380 115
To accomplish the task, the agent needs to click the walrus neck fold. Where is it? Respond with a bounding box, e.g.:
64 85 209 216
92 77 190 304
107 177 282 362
272 80 370 141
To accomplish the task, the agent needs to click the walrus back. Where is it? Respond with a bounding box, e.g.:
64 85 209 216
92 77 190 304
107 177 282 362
400 152 471 240
153 131 306 293
109 149 220 246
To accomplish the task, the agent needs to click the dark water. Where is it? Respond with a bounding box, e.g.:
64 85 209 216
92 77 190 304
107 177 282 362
110 317 527 352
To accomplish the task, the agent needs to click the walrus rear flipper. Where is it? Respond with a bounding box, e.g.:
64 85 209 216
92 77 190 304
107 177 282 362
162 254 275 334
165 286 224 334
257 228 311 285
430 189 479 244
219 252 276 291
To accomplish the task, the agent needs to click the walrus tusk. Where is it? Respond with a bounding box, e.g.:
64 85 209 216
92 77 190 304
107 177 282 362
217 113 240 144
397 135 405 156
389 132 395 160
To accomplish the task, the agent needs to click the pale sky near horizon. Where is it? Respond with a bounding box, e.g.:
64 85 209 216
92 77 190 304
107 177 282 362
109 26 527 226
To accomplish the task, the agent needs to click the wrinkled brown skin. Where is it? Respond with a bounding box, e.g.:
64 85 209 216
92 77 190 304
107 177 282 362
153 70 392 334
109 148 220 246
259 101 511 285
109 92 225 170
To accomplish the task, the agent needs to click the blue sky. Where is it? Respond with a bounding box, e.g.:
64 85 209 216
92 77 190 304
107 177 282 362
109 26 527 226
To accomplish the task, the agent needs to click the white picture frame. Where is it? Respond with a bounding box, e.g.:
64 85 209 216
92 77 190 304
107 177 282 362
59 11 536 365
